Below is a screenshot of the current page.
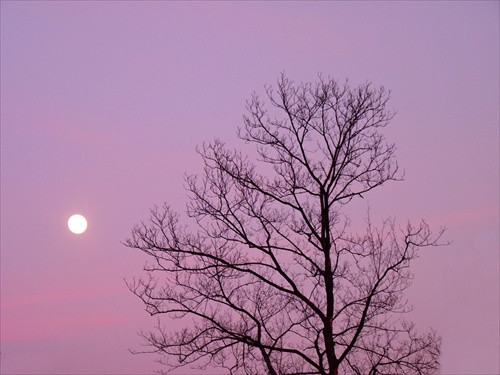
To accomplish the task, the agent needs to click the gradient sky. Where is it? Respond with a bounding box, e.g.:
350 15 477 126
1 2 498 374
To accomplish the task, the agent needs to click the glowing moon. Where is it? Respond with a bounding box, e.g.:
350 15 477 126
68 214 87 234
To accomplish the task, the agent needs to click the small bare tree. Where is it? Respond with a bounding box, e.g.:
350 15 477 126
126 74 444 375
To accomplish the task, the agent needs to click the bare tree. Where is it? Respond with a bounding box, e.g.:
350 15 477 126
126 74 444 375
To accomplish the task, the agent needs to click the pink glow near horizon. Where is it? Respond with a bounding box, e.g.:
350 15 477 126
1 2 499 374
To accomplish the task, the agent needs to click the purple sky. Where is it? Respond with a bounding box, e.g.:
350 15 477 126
1 2 498 374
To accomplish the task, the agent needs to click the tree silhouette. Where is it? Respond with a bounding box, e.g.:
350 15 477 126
126 74 444 375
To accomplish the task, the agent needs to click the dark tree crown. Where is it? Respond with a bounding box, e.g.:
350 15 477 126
126 74 444 375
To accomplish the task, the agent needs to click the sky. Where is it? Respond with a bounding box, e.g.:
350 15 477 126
1 1 498 374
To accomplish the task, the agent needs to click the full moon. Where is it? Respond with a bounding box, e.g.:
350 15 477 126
68 214 87 234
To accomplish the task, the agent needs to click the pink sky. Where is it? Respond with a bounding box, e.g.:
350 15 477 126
1 2 498 374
